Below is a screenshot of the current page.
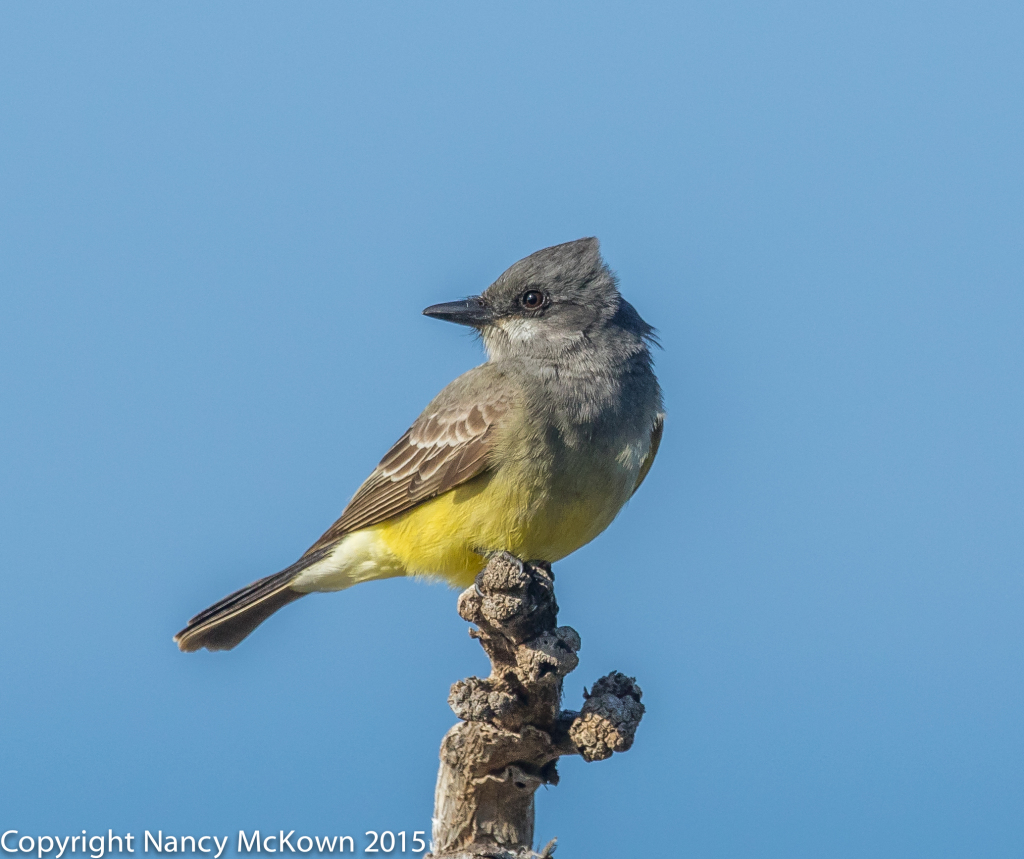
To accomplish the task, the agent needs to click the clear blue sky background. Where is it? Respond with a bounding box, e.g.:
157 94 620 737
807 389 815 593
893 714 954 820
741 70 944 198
2 3 1022 857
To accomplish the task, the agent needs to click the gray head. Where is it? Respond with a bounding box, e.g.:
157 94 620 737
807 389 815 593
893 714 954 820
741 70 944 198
424 238 654 362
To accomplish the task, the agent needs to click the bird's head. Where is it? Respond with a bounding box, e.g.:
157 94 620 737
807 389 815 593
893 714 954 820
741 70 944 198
424 237 648 361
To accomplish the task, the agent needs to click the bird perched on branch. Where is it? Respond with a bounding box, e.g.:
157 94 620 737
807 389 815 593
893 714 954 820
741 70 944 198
175 238 664 652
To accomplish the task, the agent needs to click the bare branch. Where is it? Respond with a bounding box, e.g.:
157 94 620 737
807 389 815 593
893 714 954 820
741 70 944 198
428 553 645 859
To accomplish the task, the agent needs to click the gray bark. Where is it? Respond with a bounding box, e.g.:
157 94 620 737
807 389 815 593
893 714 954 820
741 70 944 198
427 553 645 859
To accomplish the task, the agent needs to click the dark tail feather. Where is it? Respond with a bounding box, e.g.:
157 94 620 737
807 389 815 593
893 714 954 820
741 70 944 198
174 548 333 652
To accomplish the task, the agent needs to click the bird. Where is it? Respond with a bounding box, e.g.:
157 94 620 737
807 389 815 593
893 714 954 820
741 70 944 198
174 237 664 652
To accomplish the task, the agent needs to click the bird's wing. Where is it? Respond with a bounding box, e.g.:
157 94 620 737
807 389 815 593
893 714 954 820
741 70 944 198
631 412 664 496
305 387 511 554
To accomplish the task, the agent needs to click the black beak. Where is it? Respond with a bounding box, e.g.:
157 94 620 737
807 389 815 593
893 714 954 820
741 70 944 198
422 296 493 327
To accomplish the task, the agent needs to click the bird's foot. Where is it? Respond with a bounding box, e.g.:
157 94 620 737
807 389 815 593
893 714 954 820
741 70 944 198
530 560 555 582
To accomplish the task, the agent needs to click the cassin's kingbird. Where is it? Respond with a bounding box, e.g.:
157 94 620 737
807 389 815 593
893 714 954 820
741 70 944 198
175 238 663 652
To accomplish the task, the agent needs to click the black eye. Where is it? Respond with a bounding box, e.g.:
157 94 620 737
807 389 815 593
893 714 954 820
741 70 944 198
520 290 545 309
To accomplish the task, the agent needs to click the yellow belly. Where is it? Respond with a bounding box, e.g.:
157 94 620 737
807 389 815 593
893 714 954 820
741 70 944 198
368 462 634 588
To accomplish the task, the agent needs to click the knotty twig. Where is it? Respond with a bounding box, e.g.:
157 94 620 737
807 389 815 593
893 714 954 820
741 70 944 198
427 552 645 859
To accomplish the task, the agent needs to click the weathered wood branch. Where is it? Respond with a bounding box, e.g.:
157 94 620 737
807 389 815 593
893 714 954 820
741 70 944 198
428 552 645 859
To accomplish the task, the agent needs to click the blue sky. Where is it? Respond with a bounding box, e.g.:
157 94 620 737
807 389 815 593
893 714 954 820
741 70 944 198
1 3 1022 857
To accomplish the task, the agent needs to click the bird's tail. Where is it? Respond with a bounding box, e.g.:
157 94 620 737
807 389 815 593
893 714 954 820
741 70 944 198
173 548 333 652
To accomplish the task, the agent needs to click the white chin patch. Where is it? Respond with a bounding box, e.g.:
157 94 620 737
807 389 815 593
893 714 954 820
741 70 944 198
496 317 540 344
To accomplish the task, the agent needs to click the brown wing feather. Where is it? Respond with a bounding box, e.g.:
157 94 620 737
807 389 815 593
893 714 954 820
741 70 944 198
305 396 510 555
